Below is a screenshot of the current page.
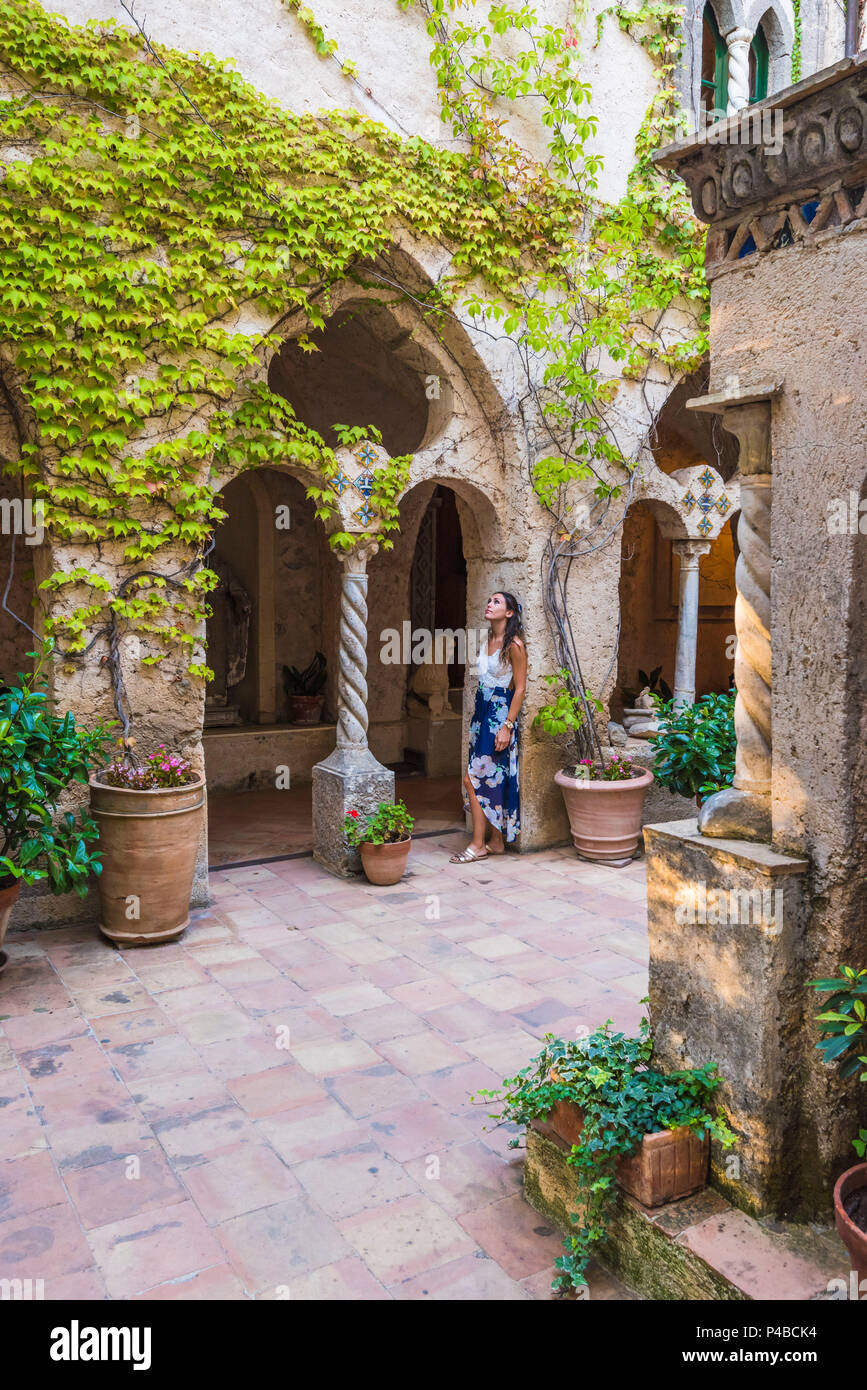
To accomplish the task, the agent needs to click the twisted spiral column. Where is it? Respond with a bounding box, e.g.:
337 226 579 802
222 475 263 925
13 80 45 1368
732 476 771 794
726 28 753 115
336 547 375 749
699 401 773 842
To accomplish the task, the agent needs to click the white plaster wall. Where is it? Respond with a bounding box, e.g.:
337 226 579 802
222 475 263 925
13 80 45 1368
50 0 658 203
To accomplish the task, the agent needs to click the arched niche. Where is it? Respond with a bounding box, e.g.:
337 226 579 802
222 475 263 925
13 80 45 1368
206 466 334 728
267 298 444 457
0 380 38 685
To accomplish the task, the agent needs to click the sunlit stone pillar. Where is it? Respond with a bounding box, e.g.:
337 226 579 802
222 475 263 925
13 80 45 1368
312 542 394 876
699 402 772 842
672 539 711 708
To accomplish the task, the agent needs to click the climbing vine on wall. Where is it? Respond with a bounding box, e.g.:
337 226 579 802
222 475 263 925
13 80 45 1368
0 0 705 711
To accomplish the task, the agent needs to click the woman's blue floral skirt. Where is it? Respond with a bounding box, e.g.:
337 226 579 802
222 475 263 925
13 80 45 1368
465 682 520 842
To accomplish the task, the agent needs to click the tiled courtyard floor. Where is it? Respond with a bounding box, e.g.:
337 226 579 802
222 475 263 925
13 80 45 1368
0 832 648 1300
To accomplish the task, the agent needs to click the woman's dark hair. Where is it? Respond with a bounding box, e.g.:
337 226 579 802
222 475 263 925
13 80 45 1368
494 592 525 667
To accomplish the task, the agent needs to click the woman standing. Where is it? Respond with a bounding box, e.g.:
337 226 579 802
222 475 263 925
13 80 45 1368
450 591 527 864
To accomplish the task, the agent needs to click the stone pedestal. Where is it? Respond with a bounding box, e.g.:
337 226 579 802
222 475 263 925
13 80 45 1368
645 818 809 1216
405 707 462 777
312 746 394 877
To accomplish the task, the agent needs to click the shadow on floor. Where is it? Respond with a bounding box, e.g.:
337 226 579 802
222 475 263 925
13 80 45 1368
208 776 465 867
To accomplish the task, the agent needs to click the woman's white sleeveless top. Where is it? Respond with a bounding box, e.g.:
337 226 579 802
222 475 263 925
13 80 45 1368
478 643 512 692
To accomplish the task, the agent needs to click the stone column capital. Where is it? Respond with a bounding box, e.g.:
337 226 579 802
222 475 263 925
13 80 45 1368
722 400 772 476
672 538 712 569
343 541 379 575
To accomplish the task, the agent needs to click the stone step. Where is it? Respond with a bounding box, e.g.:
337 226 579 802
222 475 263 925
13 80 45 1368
524 1128 849 1300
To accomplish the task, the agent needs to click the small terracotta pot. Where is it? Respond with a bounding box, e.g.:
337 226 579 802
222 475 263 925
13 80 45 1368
0 877 21 977
834 1162 867 1288
286 694 325 726
532 1100 708 1208
554 767 654 866
360 837 411 886
89 773 205 945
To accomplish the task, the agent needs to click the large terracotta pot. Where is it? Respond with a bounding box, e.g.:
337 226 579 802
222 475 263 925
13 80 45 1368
554 766 653 866
533 1100 708 1208
360 837 411 886
286 694 325 726
89 774 206 944
0 878 21 976
834 1162 867 1289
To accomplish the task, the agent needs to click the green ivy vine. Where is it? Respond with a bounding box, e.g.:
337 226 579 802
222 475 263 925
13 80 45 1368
0 0 705 705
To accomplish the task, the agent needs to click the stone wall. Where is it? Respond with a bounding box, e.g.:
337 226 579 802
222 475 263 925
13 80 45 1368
655 52 867 1211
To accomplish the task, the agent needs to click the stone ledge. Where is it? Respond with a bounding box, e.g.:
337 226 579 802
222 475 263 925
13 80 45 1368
643 818 810 875
523 1128 848 1301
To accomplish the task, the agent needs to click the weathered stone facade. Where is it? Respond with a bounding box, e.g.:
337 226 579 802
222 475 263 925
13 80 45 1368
653 50 867 1216
0 0 849 933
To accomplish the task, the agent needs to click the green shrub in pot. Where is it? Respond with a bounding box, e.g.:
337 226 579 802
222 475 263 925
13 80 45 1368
650 690 735 802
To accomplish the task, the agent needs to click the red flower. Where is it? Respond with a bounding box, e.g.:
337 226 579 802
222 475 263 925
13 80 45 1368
349 809 359 818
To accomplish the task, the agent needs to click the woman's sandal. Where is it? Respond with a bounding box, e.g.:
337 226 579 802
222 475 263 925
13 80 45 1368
449 846 488 864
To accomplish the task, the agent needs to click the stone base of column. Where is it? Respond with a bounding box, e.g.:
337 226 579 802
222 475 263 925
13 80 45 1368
645 818 809 1216
697 785 772 841
312 747 395 877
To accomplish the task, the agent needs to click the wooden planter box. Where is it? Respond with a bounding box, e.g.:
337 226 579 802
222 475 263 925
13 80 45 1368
531 1100 709 1209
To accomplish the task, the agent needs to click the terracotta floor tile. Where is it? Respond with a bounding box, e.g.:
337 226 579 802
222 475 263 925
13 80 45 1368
64 1141 186 1228
339 1193 475 1284
109 1032 205 1082
180 1141 300 1223
129 1262 248 1300
263 1255 390 1301
257 1099 368 1164
0 1150 67 1221
465 976 545 1013
312 982 394 1017
365 1099 475 1163
87 1200 225 1298
376 1031 471 1078
290 1037 382 1077
227 1065 327 1118
392 1251 529 1300
0 1202 95 1279
217 1195 349 1294
458 1194 564 1279
403 1139 524 1217
151 1101 258 1166
345 1003 428 1045
293 1145 418 1219
1 1004 88 1050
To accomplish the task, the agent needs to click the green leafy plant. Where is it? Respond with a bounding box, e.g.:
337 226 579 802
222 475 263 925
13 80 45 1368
0 647 114 895
282 652 327 698
622 664 673 706
475 1017 736 1294
810 966 867 1157
99 747 196 790
650 690 735 800
343 799 414 847
533 669 604 773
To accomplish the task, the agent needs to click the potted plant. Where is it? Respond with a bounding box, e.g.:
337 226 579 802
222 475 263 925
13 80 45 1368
475 1017 736 1295
534 671 652 865
811 966 867 1286
282 652 327 725
650 690 735 806
0 649 112 972
89 747 205 944
343 799 414 885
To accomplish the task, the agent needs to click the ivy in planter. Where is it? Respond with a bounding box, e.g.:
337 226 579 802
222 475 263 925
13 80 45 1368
474 1016 736 1294
650 690 735 801
0 645 114 894
343 799 414 846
